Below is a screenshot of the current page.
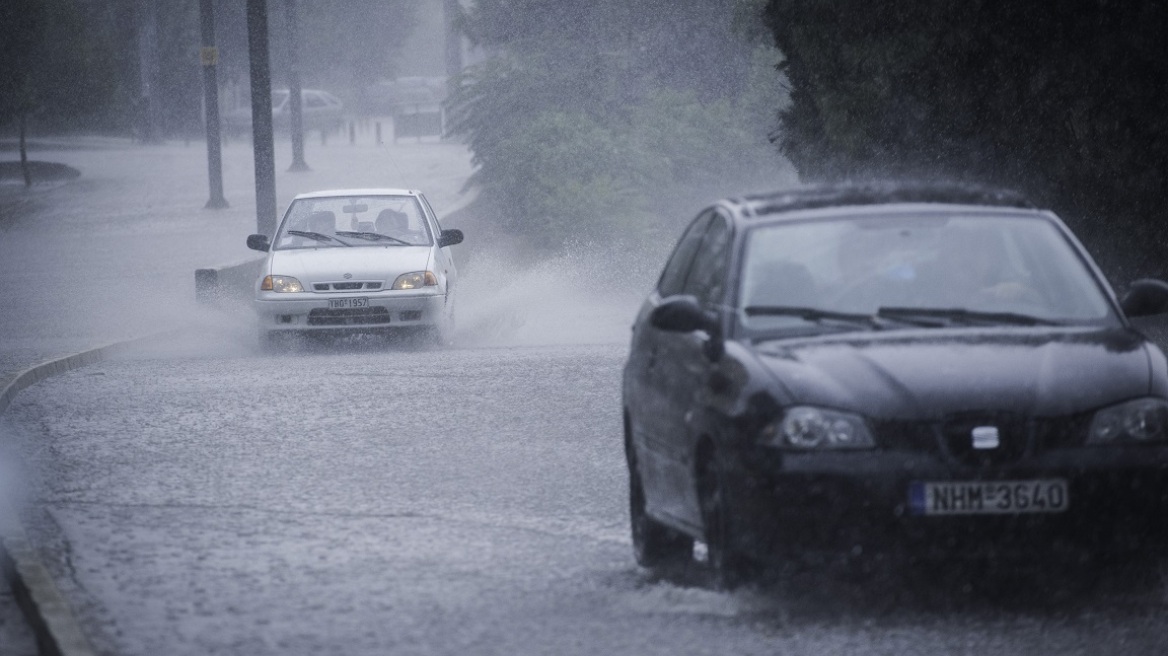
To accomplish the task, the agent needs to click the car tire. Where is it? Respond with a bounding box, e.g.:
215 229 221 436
698 452 755 591
436 311 456 347
628 459 693 570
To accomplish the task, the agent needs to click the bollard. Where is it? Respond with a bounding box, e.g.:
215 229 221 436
375 122 382 146
321 128 327 146
349 121 355 145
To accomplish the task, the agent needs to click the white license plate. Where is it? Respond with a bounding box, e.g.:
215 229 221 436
909 479 1069 516
327 297 369 309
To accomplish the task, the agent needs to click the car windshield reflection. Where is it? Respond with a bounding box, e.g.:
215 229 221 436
737 213 1118 336
273 195 434 250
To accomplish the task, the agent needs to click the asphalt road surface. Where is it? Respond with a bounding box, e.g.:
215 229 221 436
5 135 1168 656
6 328 1168 656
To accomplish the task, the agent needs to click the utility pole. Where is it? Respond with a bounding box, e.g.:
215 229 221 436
285 0 309 172
200 0 228 209
137 0 162 143
443 0 463 79
247 0 278 235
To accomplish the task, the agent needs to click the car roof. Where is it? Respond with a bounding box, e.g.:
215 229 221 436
292 189 421 200
728 182 1036 220
741 202 1054 228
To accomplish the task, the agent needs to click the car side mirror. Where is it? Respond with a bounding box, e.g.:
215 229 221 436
650 296 724 360
246 234 271 252
438 229 464 248
650 295 710 332
1122 278 1168 317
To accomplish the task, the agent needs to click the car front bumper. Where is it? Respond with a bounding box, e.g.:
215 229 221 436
723 444 1168 561
255 290 447 332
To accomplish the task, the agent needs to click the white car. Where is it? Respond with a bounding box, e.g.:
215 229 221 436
224 88 345 136
246 189 463 345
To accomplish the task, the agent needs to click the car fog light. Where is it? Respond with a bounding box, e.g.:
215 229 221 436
764 406 875 450
261 275 303 293
392 271 438 290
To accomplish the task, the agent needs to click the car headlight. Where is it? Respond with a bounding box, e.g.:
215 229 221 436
392 271 438 290
1087 398 1168 444
261 275 303 293
761 406 875 450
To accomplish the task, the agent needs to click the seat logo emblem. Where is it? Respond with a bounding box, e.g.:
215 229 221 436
343 273 353 279
971 426 1000 450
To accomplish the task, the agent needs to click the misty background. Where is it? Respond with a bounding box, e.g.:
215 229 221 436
4 1 1168 288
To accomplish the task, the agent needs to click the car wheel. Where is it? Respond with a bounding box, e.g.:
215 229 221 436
436 311 456 347
698 452 754 590
628 458 693 569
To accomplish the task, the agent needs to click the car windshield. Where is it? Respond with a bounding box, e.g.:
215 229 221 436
737 212 1117 335
272 195 433 250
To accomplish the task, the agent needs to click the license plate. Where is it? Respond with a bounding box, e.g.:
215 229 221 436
327 297 369 309
909 479 1069 516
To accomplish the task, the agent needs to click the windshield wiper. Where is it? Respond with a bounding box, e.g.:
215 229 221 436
876 306 1060 327
286 230 352 247
334 231 411 246
743 305 888 331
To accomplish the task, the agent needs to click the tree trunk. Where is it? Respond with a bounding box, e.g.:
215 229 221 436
19 111 31 187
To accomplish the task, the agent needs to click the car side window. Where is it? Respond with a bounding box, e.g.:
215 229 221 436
419 195 441 229
658 212 713 297
683 214 732 305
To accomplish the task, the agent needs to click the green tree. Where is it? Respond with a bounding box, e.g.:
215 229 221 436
448 0 790 251
1 0 121 181
764 0 1168 280
215 0 420 104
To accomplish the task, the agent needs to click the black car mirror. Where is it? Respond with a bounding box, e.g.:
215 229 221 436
438 229 464 247
1122 278 1168 317
650 295 713 333
246 234 271 252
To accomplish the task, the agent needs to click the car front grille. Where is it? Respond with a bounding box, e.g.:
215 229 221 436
874 414 1080 468
307 307 391 326
937 413 1031 467
312 282 383 292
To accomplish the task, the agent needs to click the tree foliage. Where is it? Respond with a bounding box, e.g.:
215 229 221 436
1 0 418 137
0 0 121 132
447 0 791 250
204 1 420 131
764 0 1168 280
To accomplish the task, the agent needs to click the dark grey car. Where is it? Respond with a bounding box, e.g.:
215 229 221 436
622 184 1168 588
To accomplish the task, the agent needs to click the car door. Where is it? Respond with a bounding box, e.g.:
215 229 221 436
629 211 714 525
655 212 733 527
420 195 457 300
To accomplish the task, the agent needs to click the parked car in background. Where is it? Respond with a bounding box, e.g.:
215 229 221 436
223 88 345 137
245 188 463 347
622 183 1168 589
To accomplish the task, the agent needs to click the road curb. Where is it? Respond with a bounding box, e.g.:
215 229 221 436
195 257 265 306
0 339 154 656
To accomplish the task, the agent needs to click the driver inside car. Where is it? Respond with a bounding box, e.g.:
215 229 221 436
933 228 1041 308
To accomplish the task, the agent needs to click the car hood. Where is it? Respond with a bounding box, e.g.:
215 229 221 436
267 246 432 284
752 327 1152 419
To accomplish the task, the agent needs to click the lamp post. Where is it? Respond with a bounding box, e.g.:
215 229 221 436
286 0 309 172
247 0 278 235
199 0 228 209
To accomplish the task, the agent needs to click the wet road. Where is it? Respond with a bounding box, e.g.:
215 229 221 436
7 331 1168 655
5 135 1168 655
